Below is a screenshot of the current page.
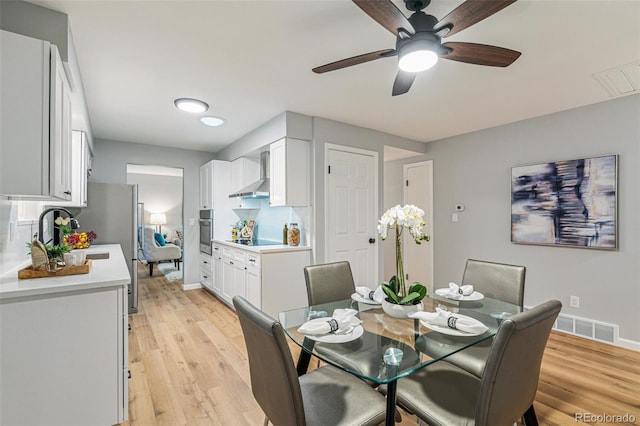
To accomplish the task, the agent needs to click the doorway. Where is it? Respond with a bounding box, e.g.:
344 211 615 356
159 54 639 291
127 164 184 286
404 161 434 293
325 144 378 287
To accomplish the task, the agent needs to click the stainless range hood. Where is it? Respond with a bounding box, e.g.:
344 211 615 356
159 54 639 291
228 151 270 199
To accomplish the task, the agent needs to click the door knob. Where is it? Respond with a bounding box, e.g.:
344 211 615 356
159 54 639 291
369 238 376 244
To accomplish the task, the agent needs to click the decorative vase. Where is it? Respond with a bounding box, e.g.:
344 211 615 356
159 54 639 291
395 226 406 298
382 298 424 319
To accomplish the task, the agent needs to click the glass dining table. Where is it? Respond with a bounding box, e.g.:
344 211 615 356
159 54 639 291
279 294 521 426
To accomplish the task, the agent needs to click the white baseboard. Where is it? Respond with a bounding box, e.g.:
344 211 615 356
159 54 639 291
618 338 640 352
182 282 202 291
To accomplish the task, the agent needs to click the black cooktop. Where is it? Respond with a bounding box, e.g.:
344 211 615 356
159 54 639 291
225 239 281 246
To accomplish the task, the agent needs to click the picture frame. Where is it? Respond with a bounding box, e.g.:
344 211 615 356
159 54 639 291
511 154 617 250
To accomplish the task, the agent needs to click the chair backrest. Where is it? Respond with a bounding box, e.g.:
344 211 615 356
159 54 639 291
462 259 526 307
142 227 155 255
303 261 356 306
476 299 561 426
233 296 306 426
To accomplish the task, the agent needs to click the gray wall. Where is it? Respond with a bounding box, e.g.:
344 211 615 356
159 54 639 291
90 139 214 286
387 95 640 342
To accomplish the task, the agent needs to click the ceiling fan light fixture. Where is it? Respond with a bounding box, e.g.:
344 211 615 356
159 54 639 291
398 47 438 73
174 98 209 113
200 116 226 127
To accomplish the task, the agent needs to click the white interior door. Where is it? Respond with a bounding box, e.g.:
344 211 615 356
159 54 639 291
326 146 378 288
404 161 434 293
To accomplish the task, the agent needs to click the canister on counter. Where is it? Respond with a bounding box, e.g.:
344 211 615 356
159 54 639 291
287 223 300 246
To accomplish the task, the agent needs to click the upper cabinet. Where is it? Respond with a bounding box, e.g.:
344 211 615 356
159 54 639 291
0 30 72 200
57 130 89 207
270 138 310 207
229 157 260 208
199 161 213 209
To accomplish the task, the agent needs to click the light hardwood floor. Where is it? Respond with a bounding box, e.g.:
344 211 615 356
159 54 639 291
119 268 640 426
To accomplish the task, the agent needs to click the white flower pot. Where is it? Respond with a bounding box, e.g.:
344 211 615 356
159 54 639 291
381 298 424 319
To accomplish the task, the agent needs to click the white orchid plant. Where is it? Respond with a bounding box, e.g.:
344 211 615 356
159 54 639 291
377 204 430 305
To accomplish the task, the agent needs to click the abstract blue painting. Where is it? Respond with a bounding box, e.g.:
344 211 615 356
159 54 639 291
511 155 617 249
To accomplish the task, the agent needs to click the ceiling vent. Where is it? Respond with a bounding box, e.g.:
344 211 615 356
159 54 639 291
594 60 640 97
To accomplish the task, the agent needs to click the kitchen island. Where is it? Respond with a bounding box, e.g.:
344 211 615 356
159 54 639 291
0 244 129 425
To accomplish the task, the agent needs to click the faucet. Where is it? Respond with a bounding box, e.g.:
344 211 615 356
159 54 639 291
38 207 80 244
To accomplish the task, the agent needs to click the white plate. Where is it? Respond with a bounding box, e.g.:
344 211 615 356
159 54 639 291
420 314 486 337
303 319 365 343
351 293 381 305
435 288 484 301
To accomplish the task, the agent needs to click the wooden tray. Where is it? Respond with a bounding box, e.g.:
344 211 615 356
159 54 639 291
18 260 93 280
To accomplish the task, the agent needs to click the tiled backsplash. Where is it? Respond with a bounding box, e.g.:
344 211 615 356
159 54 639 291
0 200 36 274
233 199 309 245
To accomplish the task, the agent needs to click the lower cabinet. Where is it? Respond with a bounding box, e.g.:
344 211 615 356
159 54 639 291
210 241 311 318
0 285 128 425
199 253 214 291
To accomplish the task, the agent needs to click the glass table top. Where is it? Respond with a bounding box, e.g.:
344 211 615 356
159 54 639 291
279 295 522 384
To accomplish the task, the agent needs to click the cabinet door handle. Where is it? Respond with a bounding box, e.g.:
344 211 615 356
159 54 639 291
203 261 208 264
203 275 208 279
64 190 71 195
128 370 132 379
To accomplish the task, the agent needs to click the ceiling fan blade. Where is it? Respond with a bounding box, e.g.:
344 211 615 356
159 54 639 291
392 70 416 96
312 49 396 74
442 42 521 67
435 0 517 38
353 0 415 36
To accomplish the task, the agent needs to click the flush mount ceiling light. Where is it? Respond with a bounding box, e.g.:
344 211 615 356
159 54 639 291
174 98 209 113
200 116 226 127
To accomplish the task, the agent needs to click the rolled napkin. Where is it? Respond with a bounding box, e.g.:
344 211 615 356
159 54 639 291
409 308 488 335
355 285 384 303
448 282 474 299
297 309 362 336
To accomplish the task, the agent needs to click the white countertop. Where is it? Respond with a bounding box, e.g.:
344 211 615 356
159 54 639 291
0 244 130 300
212 239 312 254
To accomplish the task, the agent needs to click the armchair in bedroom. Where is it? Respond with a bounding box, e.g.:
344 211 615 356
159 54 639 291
142 227 182 276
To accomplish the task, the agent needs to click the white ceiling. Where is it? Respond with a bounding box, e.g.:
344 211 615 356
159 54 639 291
32 0 640 154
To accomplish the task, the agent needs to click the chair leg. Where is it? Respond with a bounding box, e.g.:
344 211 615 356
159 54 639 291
263 415 269 426
523 405 538 426
149 263 154 276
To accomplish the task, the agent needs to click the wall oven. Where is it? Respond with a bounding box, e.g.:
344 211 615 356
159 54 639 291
199 209 213 255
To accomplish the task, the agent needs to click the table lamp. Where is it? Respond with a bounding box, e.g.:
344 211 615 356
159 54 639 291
150 213 167 233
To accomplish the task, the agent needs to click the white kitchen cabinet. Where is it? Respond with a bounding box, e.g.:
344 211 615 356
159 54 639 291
199 252 214 291
0 30 72 200
212 241 311 317
269 138 310 206
229 157 260 208
245 253 262 309
212 244 223 294
58 130 89 207
199 161 213 209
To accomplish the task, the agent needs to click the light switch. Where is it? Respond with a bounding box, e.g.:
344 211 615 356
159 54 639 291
452 213 458 223
189 218 196 226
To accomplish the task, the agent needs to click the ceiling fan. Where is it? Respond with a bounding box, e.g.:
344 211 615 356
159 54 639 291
312 0 521 96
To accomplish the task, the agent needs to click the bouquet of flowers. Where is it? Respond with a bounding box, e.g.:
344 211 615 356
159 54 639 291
64 231 97 249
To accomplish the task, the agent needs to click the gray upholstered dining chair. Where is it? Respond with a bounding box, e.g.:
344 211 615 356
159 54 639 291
389 299 561 426
461 259 526 306
443 258 527 378
304 261 356 306
232 296 387 426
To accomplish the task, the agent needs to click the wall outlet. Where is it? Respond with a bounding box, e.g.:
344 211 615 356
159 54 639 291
569 295 580 308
